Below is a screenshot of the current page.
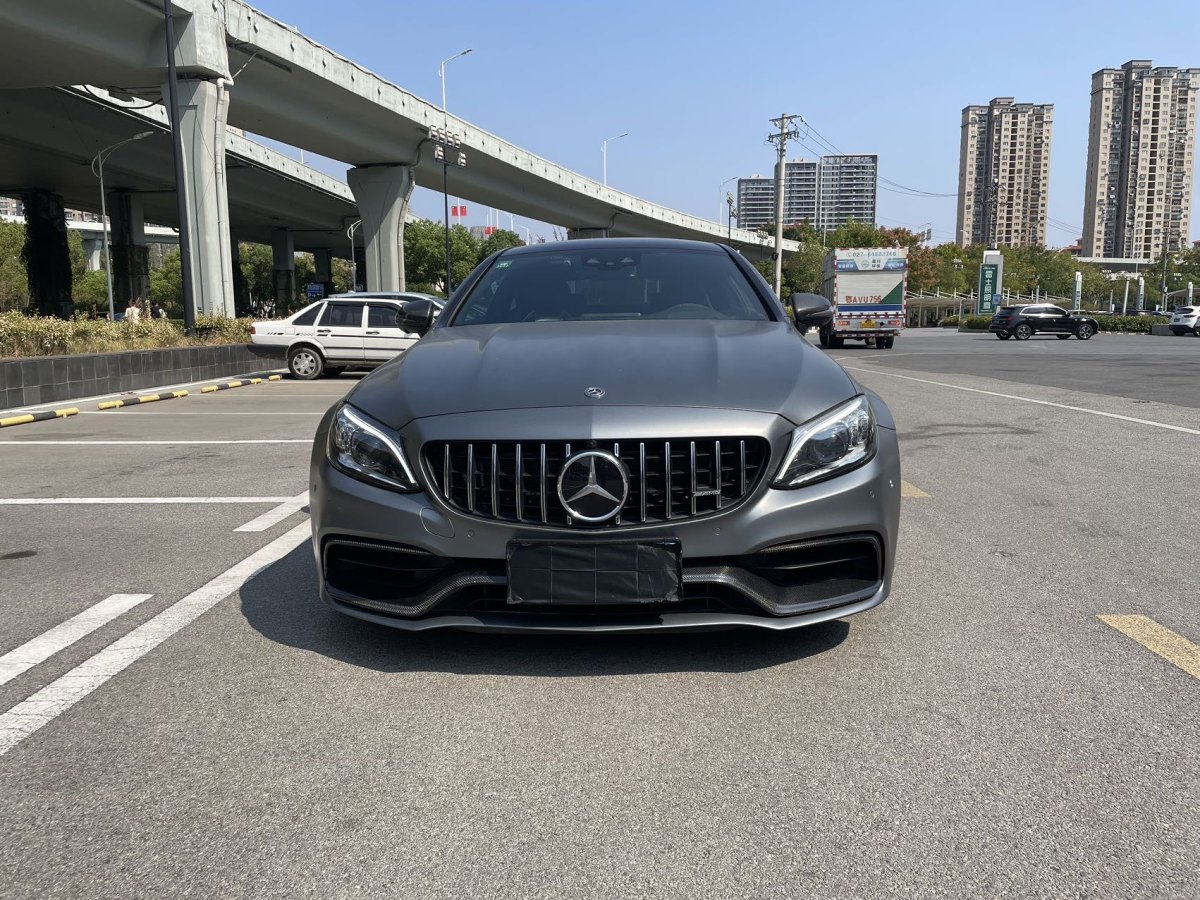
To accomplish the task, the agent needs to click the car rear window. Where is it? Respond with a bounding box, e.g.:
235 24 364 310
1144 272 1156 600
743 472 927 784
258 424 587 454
451 247 773 325
1177 308 1195 315
292 304 321 326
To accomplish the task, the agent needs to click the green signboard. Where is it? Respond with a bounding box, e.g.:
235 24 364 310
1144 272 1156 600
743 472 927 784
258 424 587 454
977 264 999 315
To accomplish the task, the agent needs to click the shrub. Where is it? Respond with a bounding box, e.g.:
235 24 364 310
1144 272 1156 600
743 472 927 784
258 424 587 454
939 315 960 327
961 315 992 330
0 310 254 359
1093 315 1168 334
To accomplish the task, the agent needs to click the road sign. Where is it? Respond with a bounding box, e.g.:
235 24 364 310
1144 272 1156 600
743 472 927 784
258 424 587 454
977 264 998 315
306 283 324 300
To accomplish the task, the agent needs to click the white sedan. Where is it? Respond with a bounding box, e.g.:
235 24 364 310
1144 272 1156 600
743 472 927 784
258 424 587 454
250 293 443 380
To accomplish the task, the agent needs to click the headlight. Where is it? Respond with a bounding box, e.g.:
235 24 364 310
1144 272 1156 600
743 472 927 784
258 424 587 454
327 403 419 492
773 395 876 488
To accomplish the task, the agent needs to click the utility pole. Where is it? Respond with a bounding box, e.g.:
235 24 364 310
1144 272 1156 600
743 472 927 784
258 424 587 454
767 114 802 297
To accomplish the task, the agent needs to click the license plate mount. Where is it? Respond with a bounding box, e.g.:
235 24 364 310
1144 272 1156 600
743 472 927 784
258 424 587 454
506 540 682 605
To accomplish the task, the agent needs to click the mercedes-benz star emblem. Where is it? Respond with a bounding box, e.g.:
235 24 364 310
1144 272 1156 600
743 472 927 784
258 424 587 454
557 450 629 523
584 386 605 399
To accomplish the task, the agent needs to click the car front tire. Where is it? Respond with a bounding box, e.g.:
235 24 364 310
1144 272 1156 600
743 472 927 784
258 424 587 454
1076 324 1094 341
1014 324 1033 340
288 345 324 380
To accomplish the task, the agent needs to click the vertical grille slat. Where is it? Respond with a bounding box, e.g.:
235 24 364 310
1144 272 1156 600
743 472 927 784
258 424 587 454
515 443 524 522
490 444 499 518
539 444 548 524
639 442 647 524
423 437 768 528
466 443 476 513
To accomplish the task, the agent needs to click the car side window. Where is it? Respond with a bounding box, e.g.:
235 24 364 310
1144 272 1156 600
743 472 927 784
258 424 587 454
367 304 402 329
319 303 364 328
1047 307 1067 317
292 304 322 326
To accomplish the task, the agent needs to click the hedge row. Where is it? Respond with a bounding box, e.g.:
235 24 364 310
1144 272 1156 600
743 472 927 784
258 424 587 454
0 311 252 359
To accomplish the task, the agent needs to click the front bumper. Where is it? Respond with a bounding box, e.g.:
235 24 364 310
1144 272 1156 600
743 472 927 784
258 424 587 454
309 411 901 632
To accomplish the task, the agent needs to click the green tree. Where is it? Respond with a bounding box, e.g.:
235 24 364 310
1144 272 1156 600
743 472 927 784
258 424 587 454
332 257 353 294
0 221 29 311
478 228 524 263
72 269 110 316
149 250 183 316
403 219 479 293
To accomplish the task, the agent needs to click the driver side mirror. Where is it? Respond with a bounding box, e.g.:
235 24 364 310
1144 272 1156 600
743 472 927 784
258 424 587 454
398 299 436 336
790 293 834 328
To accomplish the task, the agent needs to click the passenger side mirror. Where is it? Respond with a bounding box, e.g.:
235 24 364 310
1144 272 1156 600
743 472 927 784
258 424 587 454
398 299 436 336
790 293 834 328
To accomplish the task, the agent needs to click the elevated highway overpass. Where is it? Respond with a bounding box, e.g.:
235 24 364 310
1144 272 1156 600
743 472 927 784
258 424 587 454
0 0 795 316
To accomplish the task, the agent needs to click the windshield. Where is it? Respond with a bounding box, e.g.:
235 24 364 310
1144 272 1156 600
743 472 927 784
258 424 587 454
450 247 772 325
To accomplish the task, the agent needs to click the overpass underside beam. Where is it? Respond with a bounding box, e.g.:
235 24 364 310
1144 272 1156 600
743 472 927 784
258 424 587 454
171 77 234 317
347 165 412 293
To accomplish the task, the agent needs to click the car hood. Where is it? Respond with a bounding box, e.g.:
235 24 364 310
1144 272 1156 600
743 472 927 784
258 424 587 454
347 320 858 429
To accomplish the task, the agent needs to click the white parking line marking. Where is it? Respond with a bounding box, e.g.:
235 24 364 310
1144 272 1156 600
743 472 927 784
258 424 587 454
0 440 313 446
0 522 310 757
0 497 294 506
0 594 154 687
234 491 310 532
841 366 1200 436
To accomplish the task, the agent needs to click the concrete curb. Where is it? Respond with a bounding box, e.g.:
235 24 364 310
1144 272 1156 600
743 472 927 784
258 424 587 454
199 373 282 394
0 406 79 428
98 390 189 410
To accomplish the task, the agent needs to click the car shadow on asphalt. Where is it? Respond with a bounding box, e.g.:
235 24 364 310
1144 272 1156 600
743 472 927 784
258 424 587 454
239 544 851 675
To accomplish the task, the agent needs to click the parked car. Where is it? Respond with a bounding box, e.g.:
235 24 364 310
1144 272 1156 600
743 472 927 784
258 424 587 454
1169 306 1199 336
989 305 1099 341
309 238 902 633
250 293 444 379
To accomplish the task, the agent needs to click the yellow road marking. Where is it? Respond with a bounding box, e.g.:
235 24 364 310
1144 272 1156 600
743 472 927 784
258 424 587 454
901 480 930 498
1099 615 1200 679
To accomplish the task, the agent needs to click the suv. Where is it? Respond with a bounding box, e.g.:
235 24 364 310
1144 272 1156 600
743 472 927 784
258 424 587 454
250 293 443 379
989 305 1099 341
1170 306 1199 336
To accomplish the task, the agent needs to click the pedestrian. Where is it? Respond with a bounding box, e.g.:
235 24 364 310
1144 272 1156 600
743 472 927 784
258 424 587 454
151 302 164 319
124 299 141 323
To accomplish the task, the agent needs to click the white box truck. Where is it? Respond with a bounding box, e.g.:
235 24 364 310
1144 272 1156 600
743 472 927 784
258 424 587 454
818 247 908 349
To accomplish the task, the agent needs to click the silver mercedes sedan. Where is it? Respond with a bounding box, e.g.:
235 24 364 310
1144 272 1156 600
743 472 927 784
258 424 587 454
309 238 901 633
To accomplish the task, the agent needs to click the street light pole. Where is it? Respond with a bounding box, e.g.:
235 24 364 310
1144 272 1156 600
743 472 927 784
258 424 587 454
601 132 628 186
91 131 155 321
346 220 361 292
438 48 472 113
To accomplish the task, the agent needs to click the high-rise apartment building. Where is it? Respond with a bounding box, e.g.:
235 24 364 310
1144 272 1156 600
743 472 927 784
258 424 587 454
817 155 878 231
1081 60 1200 259
735 155 876 232
956 97 1053 248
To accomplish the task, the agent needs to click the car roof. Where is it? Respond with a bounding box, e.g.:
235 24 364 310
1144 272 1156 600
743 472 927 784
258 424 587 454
496 237 725 258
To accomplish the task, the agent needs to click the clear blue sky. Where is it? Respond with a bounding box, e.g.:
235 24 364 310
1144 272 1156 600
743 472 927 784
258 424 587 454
252 0 1200 247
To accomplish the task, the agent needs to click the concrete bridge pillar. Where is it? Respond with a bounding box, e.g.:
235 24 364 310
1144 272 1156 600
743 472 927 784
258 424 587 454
271 228 295 312
347 165 413 292
82 237 104 272
20 189 72 318
312 248 336 298
108 190 149 308
167 77 235 317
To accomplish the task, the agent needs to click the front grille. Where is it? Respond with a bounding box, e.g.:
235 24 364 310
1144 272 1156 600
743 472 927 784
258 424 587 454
422 438 770 527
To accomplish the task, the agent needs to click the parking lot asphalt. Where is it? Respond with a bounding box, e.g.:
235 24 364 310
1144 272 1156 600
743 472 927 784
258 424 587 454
1 333 1197 899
